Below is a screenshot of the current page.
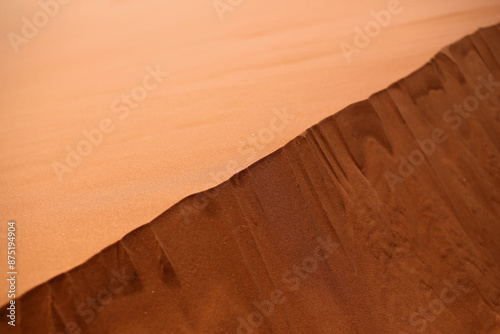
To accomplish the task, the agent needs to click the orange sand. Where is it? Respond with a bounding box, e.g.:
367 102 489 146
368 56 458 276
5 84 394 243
1 0 500 305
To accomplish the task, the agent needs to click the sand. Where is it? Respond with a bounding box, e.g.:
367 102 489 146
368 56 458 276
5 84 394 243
1 23 500 333
1 0 500 308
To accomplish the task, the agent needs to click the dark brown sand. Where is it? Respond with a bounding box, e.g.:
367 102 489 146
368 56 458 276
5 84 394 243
2 24 500 334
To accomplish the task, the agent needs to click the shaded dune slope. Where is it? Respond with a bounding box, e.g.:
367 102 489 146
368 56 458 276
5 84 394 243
3 24 500 333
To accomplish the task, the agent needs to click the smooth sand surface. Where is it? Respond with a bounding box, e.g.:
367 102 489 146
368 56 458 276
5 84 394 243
1 24 499 333
1 0 500 305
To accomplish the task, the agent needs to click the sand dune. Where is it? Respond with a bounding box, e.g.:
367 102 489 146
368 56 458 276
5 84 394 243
2 24 499 333
1 0 500 308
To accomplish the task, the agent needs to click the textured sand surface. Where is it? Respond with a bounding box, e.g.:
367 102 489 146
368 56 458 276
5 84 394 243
1 24 499 333
1 0 500 305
